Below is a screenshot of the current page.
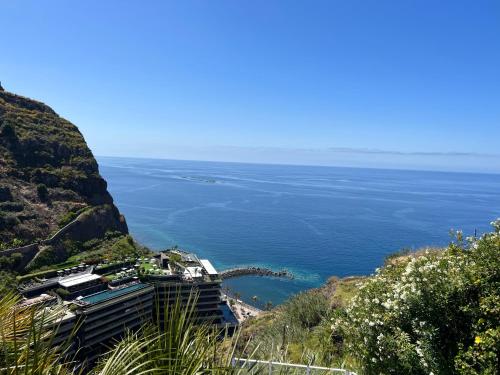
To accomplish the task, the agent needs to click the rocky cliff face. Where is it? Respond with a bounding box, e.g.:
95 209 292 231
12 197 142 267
0 86 128 247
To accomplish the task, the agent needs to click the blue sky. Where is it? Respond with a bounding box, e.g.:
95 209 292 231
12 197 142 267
1 0 499 172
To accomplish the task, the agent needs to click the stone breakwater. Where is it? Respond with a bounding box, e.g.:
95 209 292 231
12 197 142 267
220 267 294 280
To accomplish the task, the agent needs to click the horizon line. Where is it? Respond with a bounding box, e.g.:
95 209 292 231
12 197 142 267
95 154 500 176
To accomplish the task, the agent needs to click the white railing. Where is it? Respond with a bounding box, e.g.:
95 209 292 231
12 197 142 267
232 358 357 375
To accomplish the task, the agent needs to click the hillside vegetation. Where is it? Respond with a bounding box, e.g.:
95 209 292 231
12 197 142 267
0 86 127 246
237 222 499 375
0 86 131 287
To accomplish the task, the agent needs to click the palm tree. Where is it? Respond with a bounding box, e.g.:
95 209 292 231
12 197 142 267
0 290 258 374
0 292 78 375
92 292 256 375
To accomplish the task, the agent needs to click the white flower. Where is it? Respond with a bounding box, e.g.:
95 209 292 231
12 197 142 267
416 347 424 357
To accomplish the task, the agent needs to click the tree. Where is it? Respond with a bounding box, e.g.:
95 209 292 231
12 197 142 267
169 252 182 265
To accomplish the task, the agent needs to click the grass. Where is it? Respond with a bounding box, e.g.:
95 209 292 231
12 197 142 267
16 269 59 283
139 262 155 272
328 276 364 307
62 235 149 266
57 206 90 228
236 276 364 370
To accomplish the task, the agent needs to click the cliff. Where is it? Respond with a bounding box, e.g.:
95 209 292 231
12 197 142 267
0 86 128 252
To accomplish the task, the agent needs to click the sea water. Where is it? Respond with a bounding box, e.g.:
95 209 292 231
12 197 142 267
98 157 500 307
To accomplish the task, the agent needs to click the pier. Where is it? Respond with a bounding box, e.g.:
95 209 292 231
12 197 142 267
220 266 294 280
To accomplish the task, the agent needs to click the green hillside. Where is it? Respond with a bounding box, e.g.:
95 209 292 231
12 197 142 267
0 86 144 287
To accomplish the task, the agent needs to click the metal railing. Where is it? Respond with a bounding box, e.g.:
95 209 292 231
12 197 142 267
232 358 357 375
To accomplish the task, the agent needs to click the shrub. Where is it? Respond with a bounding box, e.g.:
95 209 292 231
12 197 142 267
0 186 13 202
55 288 70 298
26 245 57 271
57 211 78 227
241 287 336 366
0 201 24 212
0 238 24 251
104 230 122 240
36 183 49 202
0 271 17 294
0 256 13 269
0 212 20 229
169 252 182 264
383 247 411 266
0 122 16 138
334 220 500 375
283 291 330 330
9 252 23 266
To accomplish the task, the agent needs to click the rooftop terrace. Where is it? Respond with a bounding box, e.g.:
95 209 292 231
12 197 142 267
141 250 221 282
59 273 102 288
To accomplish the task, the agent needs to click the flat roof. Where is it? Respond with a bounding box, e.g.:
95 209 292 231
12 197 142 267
59 273 101 288
19 294 56 307
80 283 150 305
199 259 218 275
185 266 203 278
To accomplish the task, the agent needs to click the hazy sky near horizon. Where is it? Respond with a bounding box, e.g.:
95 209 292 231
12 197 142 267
1 0 500 172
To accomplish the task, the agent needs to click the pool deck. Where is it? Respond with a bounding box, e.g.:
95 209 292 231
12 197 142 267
80 283 149 305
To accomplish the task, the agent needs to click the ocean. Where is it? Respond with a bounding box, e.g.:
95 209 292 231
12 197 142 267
98 157 500 308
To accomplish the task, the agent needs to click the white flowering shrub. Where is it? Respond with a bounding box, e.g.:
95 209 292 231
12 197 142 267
333 220 500 375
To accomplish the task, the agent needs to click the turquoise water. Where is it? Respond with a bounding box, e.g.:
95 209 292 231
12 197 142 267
98 157 500 308
82 283 149 305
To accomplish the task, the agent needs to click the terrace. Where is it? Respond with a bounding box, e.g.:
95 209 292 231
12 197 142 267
18 266 102 298
140 250 221 283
